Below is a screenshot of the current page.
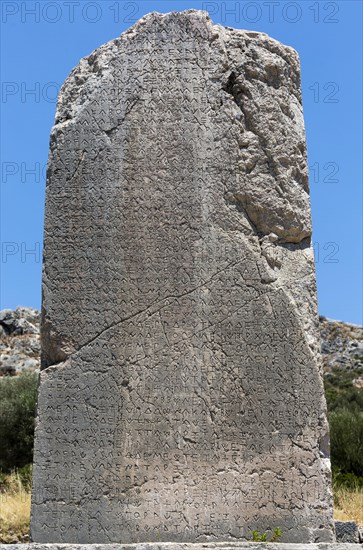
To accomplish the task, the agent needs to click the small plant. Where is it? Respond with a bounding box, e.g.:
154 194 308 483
252 530 267 542
271 527 282 542
251 527 282 542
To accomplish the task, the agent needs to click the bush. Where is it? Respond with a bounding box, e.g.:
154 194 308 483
324 366 363 485
17 464 33 492
0 373 38 472
324 367 363 412
332 470 363 489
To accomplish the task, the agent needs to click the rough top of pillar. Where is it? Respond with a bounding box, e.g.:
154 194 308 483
55 10 308 250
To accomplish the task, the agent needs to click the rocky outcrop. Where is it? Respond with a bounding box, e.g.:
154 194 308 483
320 316 363 387
0 308 40 376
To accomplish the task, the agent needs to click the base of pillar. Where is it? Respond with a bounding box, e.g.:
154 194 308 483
1 543 361 549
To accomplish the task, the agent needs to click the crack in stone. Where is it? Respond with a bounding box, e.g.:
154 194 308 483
33 11 334 543
104 96 142 138
68 150 85 182
42 258 245 369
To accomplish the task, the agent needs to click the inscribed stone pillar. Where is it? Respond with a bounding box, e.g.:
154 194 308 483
31 10 335 544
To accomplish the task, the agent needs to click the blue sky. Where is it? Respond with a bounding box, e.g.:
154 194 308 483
1 0 362 324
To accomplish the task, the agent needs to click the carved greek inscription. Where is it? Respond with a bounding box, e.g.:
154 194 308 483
31 10 334 545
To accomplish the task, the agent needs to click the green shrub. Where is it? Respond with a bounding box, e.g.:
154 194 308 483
251 528 282 542
0 373 38 472
324 366 363 485
324 367 363 412
332 470 363 489
329 408 363 479
0 465 33 493
17 464 33 491
251 530 267 542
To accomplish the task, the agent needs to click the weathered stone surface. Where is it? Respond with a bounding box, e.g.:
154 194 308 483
2 545 362 550
31 10 334 544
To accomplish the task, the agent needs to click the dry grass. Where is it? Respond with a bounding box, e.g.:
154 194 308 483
334 485 363 524
0 471 30 543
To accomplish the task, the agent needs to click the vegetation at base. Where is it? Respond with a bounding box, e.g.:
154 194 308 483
0 374 37 541
252 530 268 542
0 362 362 542
1 470 362 543
0 464 32 492
333 484 363 524
251 527 282 542
324 366 363 487
0 372 38 472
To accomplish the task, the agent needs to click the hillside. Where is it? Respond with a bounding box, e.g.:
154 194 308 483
320 316 363 378
0 308 40 376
